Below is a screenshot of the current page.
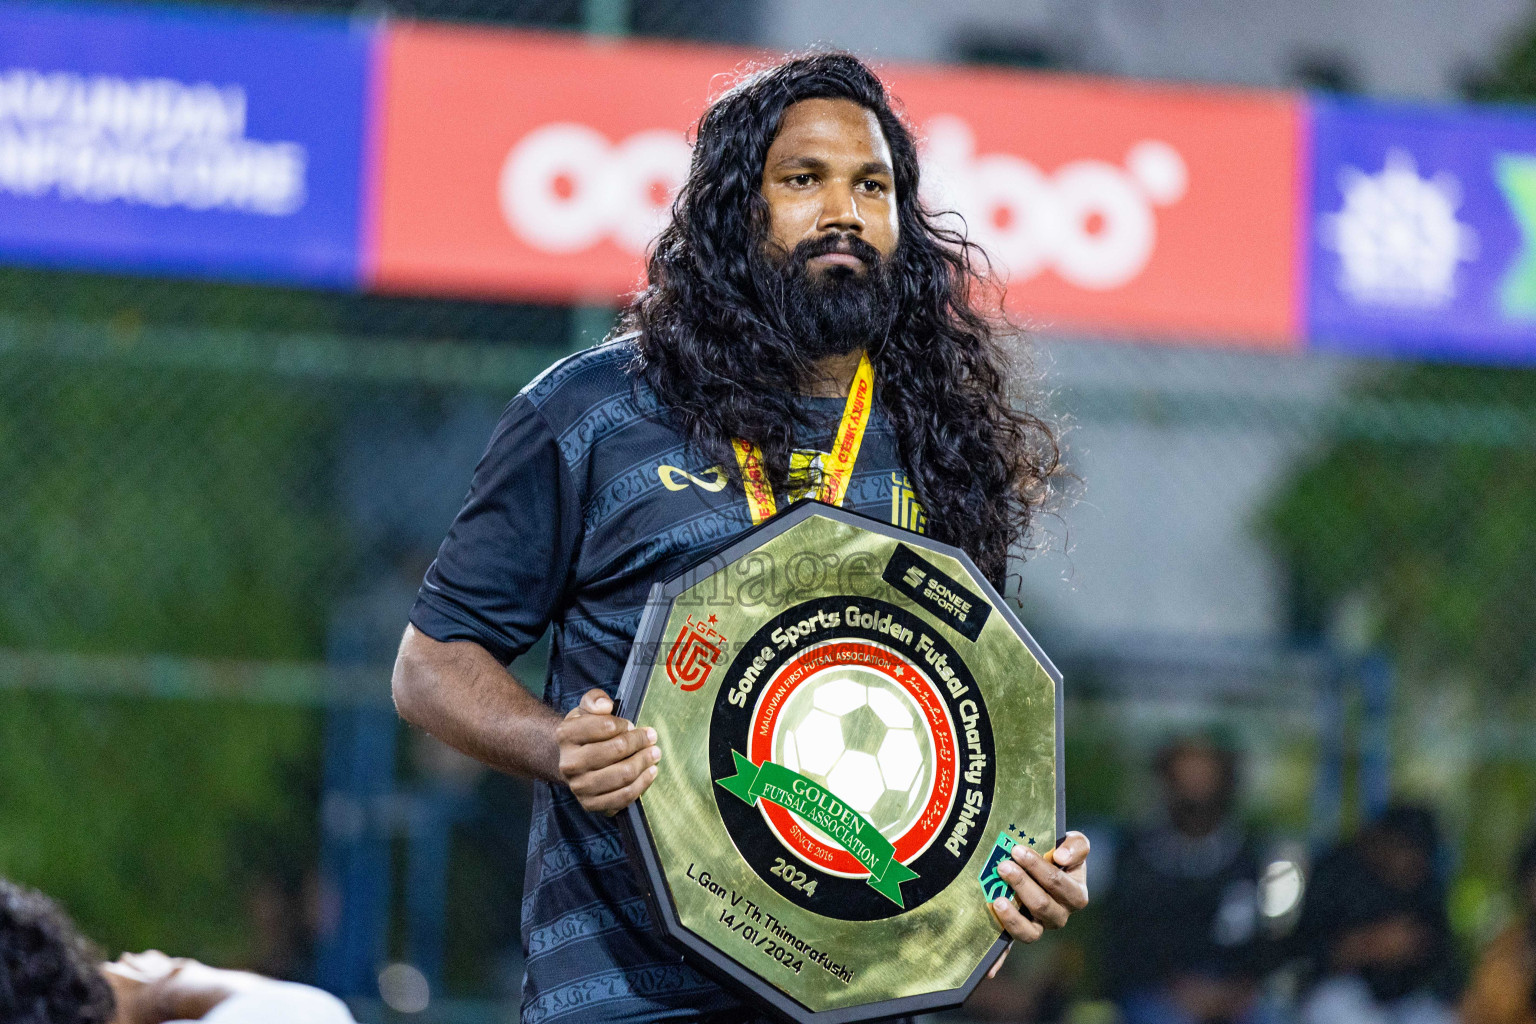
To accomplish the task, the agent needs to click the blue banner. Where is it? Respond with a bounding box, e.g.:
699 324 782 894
0 0 372 288
1307 96 1536 362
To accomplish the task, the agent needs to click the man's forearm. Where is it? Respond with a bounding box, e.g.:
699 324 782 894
392 624 563 783
153 965 261 1022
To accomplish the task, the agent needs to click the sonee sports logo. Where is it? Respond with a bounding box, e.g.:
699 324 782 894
665 614 725 692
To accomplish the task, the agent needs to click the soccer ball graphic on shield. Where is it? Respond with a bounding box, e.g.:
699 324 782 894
771 659 936 847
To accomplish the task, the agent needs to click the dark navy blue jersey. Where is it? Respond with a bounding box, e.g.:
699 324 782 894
410 335 927 1024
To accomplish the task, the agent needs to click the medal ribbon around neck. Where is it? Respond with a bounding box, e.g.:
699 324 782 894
732 351 875 526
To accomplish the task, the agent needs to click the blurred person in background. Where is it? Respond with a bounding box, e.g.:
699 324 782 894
104 951 357 1024
393 51 1090 1024
1462 830 1536 1024
1103 737 1278 1024
1294 805 1458 1024
0 878 356 1024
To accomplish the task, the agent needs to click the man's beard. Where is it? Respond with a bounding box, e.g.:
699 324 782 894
761 233 897 360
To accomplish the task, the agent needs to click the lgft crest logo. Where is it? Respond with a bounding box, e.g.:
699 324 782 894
665 613 725 692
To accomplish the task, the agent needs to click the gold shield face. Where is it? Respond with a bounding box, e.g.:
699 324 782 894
617 502 1062 1024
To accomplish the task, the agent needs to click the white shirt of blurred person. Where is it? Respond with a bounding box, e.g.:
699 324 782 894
105 950 356 1024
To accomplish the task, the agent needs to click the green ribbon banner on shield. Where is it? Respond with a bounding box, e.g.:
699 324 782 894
716 749 920 907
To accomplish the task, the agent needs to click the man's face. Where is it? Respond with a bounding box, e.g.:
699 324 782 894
760 98 899 276
1163 747 1229 837
1362 829 1432 891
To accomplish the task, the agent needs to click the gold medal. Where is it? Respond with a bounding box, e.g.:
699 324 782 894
732 351 876 525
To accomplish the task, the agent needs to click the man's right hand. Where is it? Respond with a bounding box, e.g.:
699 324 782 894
556 688 662 814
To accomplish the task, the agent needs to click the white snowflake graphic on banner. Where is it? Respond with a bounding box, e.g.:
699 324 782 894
1321 148 1478 309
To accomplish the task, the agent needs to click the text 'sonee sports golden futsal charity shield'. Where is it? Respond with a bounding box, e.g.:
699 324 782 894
616 500 1063 1024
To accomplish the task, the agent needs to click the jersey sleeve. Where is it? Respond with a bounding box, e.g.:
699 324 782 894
409 394 583 665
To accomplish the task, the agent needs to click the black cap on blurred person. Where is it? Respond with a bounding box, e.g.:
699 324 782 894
1360 803 1441 892
1373 805 1440 854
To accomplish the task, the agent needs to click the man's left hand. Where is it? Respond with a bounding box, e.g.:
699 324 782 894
987 831 1090 973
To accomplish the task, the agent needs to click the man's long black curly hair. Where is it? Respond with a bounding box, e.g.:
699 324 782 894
0 880 114 1024
623 52 1059 588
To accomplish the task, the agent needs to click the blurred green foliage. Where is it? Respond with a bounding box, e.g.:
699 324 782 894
1469 8 1536 104
0 358 343 658
0 263 567 979
1274 0 1536 722
0 269 345 961
1266 364 1536 690
0 690 318 962
1264 362 1536 924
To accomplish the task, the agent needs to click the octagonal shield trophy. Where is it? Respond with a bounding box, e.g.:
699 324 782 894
615 500 1063 1024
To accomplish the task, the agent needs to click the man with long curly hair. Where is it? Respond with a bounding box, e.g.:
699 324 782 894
394 52 1090 1024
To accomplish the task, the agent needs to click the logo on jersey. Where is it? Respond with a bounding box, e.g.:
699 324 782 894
890 472 927 533
659 458 927 537
657 464 728 492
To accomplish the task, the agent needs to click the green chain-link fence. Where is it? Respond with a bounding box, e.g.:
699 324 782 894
4 256 1536 1019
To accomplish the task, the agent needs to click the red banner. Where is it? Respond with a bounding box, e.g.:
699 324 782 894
370 24 1303 347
